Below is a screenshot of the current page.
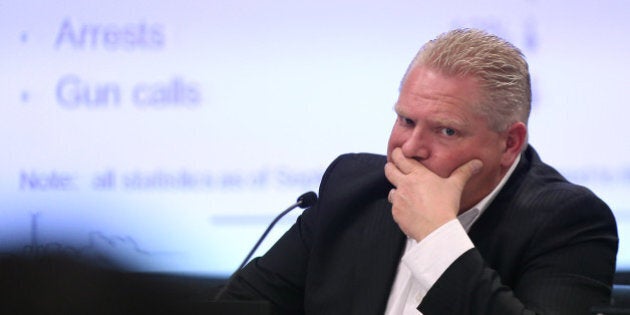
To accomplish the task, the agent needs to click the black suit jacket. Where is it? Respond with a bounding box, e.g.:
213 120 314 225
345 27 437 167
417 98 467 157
221 146 618 315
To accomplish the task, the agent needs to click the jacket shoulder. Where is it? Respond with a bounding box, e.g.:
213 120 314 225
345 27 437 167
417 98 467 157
320 153 387 185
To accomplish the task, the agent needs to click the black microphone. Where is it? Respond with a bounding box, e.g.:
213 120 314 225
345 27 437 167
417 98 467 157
213 191 318 301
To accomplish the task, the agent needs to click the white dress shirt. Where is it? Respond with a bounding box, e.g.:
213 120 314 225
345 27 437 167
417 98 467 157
384 155 521 315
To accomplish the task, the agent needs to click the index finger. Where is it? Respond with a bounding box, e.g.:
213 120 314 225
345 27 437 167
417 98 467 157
391 147 425 175
384 161 404 187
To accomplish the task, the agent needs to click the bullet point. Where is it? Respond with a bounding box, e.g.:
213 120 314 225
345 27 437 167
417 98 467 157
21 91 29 102
20 32 28 43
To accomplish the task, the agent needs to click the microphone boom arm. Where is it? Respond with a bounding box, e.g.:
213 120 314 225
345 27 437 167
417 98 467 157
213 191 317 301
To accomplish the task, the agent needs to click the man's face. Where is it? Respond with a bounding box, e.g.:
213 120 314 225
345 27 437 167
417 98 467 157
387 66 513 211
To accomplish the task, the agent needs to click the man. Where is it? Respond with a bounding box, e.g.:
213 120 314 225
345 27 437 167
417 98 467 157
218 29 618 314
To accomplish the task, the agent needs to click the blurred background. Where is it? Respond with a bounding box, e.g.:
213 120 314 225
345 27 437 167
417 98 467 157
1 0 628 280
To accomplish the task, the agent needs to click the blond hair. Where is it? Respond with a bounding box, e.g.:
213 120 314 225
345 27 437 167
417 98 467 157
404 28 531 132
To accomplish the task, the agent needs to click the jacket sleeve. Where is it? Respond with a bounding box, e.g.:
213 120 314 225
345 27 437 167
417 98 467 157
418 187 618 315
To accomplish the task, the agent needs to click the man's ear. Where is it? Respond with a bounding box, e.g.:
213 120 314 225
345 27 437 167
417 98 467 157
502 122 527 166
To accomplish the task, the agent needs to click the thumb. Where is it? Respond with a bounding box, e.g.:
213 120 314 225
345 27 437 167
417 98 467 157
450 159 483 187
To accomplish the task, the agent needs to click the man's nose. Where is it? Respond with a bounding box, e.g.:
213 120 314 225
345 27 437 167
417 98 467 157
401 127 430 160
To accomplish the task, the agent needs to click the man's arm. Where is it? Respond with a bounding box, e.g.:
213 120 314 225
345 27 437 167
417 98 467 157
385 147 618 314
417 187 618 315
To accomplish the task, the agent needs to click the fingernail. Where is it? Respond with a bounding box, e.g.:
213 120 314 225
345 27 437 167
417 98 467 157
471 160 483 174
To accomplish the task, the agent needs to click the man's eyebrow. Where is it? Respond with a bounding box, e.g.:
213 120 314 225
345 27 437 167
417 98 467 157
427 115 468 128
393 104 406 116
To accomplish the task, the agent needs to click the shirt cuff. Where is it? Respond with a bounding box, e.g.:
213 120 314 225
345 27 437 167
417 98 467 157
401 219 474 297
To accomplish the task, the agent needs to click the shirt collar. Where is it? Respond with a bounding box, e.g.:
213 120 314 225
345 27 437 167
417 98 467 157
458 153 522 231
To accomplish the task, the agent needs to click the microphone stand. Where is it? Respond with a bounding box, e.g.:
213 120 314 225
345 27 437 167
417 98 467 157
213 191 317 301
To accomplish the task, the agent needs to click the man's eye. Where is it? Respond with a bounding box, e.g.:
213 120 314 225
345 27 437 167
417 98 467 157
440 127 456 136
398 116 414 126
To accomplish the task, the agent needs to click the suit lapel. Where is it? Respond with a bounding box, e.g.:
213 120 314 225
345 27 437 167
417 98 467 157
469 147 531 243
350 198 406 314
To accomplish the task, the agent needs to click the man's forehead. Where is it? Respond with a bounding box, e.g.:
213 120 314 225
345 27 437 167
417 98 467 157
401 67 482 103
